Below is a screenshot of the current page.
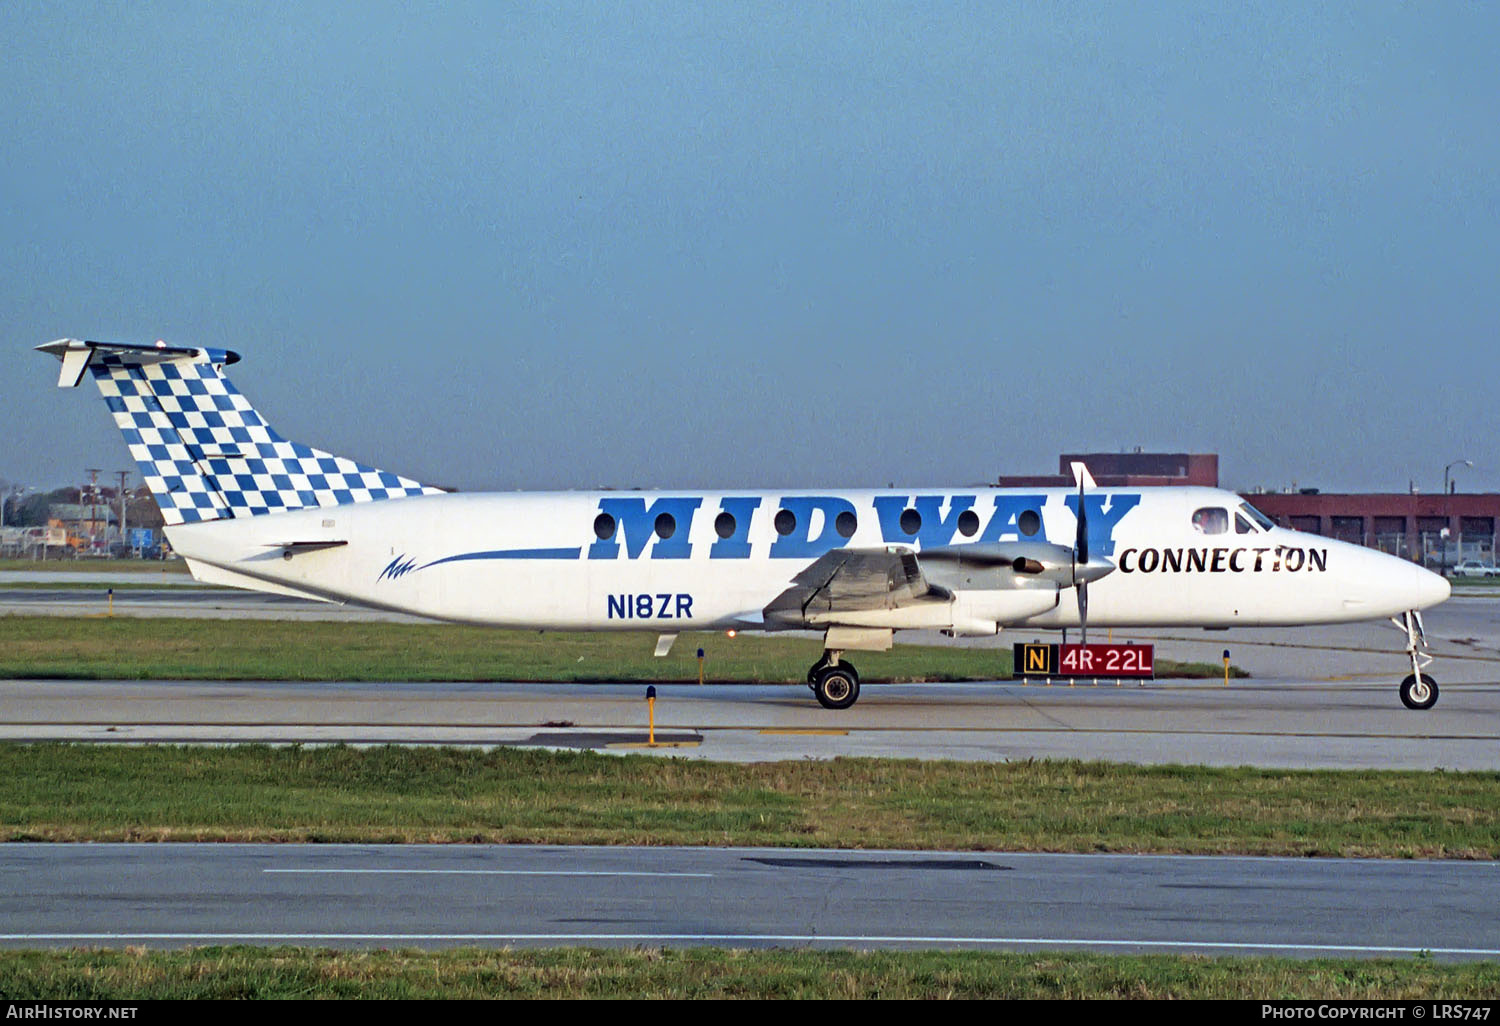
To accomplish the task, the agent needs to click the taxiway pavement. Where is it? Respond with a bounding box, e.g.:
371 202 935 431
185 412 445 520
4 843 1497 958
4 676 1499 768
4 581 1499 767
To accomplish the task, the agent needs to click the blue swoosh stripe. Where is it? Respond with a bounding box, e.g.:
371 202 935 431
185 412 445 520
419 548 581 569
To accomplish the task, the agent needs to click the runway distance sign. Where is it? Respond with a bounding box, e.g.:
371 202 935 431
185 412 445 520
1013 643 1155 679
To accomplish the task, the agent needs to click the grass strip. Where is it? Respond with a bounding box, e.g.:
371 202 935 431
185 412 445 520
0 581 223 590
4 745 1496 857
0 615 1239 682
1 946 1495 999
0 558 187 574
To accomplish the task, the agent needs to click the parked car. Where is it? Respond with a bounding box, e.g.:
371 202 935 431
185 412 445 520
1451 560 1500 578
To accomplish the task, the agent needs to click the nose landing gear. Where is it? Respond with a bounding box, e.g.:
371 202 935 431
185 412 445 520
1394 610 1438 710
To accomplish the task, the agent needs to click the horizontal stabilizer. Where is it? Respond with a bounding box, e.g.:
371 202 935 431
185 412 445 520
37 338 238 388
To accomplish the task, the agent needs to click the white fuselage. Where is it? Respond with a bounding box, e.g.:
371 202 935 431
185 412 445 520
165 485 1450 633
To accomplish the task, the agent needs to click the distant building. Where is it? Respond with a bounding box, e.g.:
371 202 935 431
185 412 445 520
48 503 117 550
1247 492 1496 567
1002 452 1498 568
997 452 1219 488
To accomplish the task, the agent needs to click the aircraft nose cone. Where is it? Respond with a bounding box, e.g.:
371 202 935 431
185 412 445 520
1413 564 1450 609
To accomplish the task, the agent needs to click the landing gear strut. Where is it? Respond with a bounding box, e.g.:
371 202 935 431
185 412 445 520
1394 610 1438 710
807 650 860 710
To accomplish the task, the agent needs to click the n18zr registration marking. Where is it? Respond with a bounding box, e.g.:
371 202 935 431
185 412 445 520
1013 643 1155 679
606 593 693 620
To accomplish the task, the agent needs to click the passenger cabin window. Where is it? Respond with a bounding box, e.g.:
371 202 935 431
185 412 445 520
1192 507 1229 535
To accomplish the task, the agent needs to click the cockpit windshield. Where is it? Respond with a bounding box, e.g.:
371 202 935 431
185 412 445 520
1239 502 1277 532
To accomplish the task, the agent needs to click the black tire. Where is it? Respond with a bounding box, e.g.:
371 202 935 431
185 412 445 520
813 666 860 710
1400 673 1438 710
809 660 860 688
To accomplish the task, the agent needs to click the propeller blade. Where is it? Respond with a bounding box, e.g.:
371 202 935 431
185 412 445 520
1073 475 1090 644
1075 480 1089 567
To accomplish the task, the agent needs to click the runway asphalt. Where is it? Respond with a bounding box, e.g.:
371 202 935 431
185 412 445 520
5 843 1498 958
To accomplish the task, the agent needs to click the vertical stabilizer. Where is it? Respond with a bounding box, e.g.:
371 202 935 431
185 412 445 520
38 339 440 525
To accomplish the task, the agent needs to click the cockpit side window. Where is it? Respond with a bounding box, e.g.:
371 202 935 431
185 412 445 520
1192 507 1229 535
1235 512 1256 534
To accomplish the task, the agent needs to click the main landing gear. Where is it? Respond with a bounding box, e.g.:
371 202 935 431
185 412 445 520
807 650 860 710
1394 610 1438 710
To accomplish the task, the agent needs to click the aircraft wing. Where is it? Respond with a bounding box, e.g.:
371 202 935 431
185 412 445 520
762 541 1087 631
763 548 949 627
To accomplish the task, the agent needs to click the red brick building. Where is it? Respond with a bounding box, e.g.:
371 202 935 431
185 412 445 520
997 452 1219 488
999 452 1498 568
1245 492 1496 567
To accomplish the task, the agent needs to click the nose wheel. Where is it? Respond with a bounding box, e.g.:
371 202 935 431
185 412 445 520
1399 673 1438 711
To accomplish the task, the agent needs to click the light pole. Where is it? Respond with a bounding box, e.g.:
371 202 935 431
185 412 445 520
1444 459 1472 497
1442 459 1472 575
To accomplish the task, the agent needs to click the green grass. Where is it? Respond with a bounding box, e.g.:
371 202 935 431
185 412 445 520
0 615 1240 682
0 557 187 573
1448 576 1500 589
0 581 220 590
4 745 1496 857
1 946 1494 999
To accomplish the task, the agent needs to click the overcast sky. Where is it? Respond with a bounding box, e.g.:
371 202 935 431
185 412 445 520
3 3 1497 497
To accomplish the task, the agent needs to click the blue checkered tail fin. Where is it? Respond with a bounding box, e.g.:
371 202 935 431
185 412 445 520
38 339 441 526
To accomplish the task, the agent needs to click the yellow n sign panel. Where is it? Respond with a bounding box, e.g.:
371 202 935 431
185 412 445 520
1012 642 1056 679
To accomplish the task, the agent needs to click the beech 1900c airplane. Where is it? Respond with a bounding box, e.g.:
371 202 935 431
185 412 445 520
40 338 1452 710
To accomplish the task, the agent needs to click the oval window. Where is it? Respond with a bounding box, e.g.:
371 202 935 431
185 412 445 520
835 510 857 538
1018 510 1041 536
715 511 737 539
654 512 676 539
774 508 797 536
899 508 922 535
1192 507 1229 535
593 513 616 540
957 510 980 537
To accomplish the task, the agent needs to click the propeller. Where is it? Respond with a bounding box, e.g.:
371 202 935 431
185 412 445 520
1074 476 1089 644
1070 462 1095 645
924 462 1117 649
